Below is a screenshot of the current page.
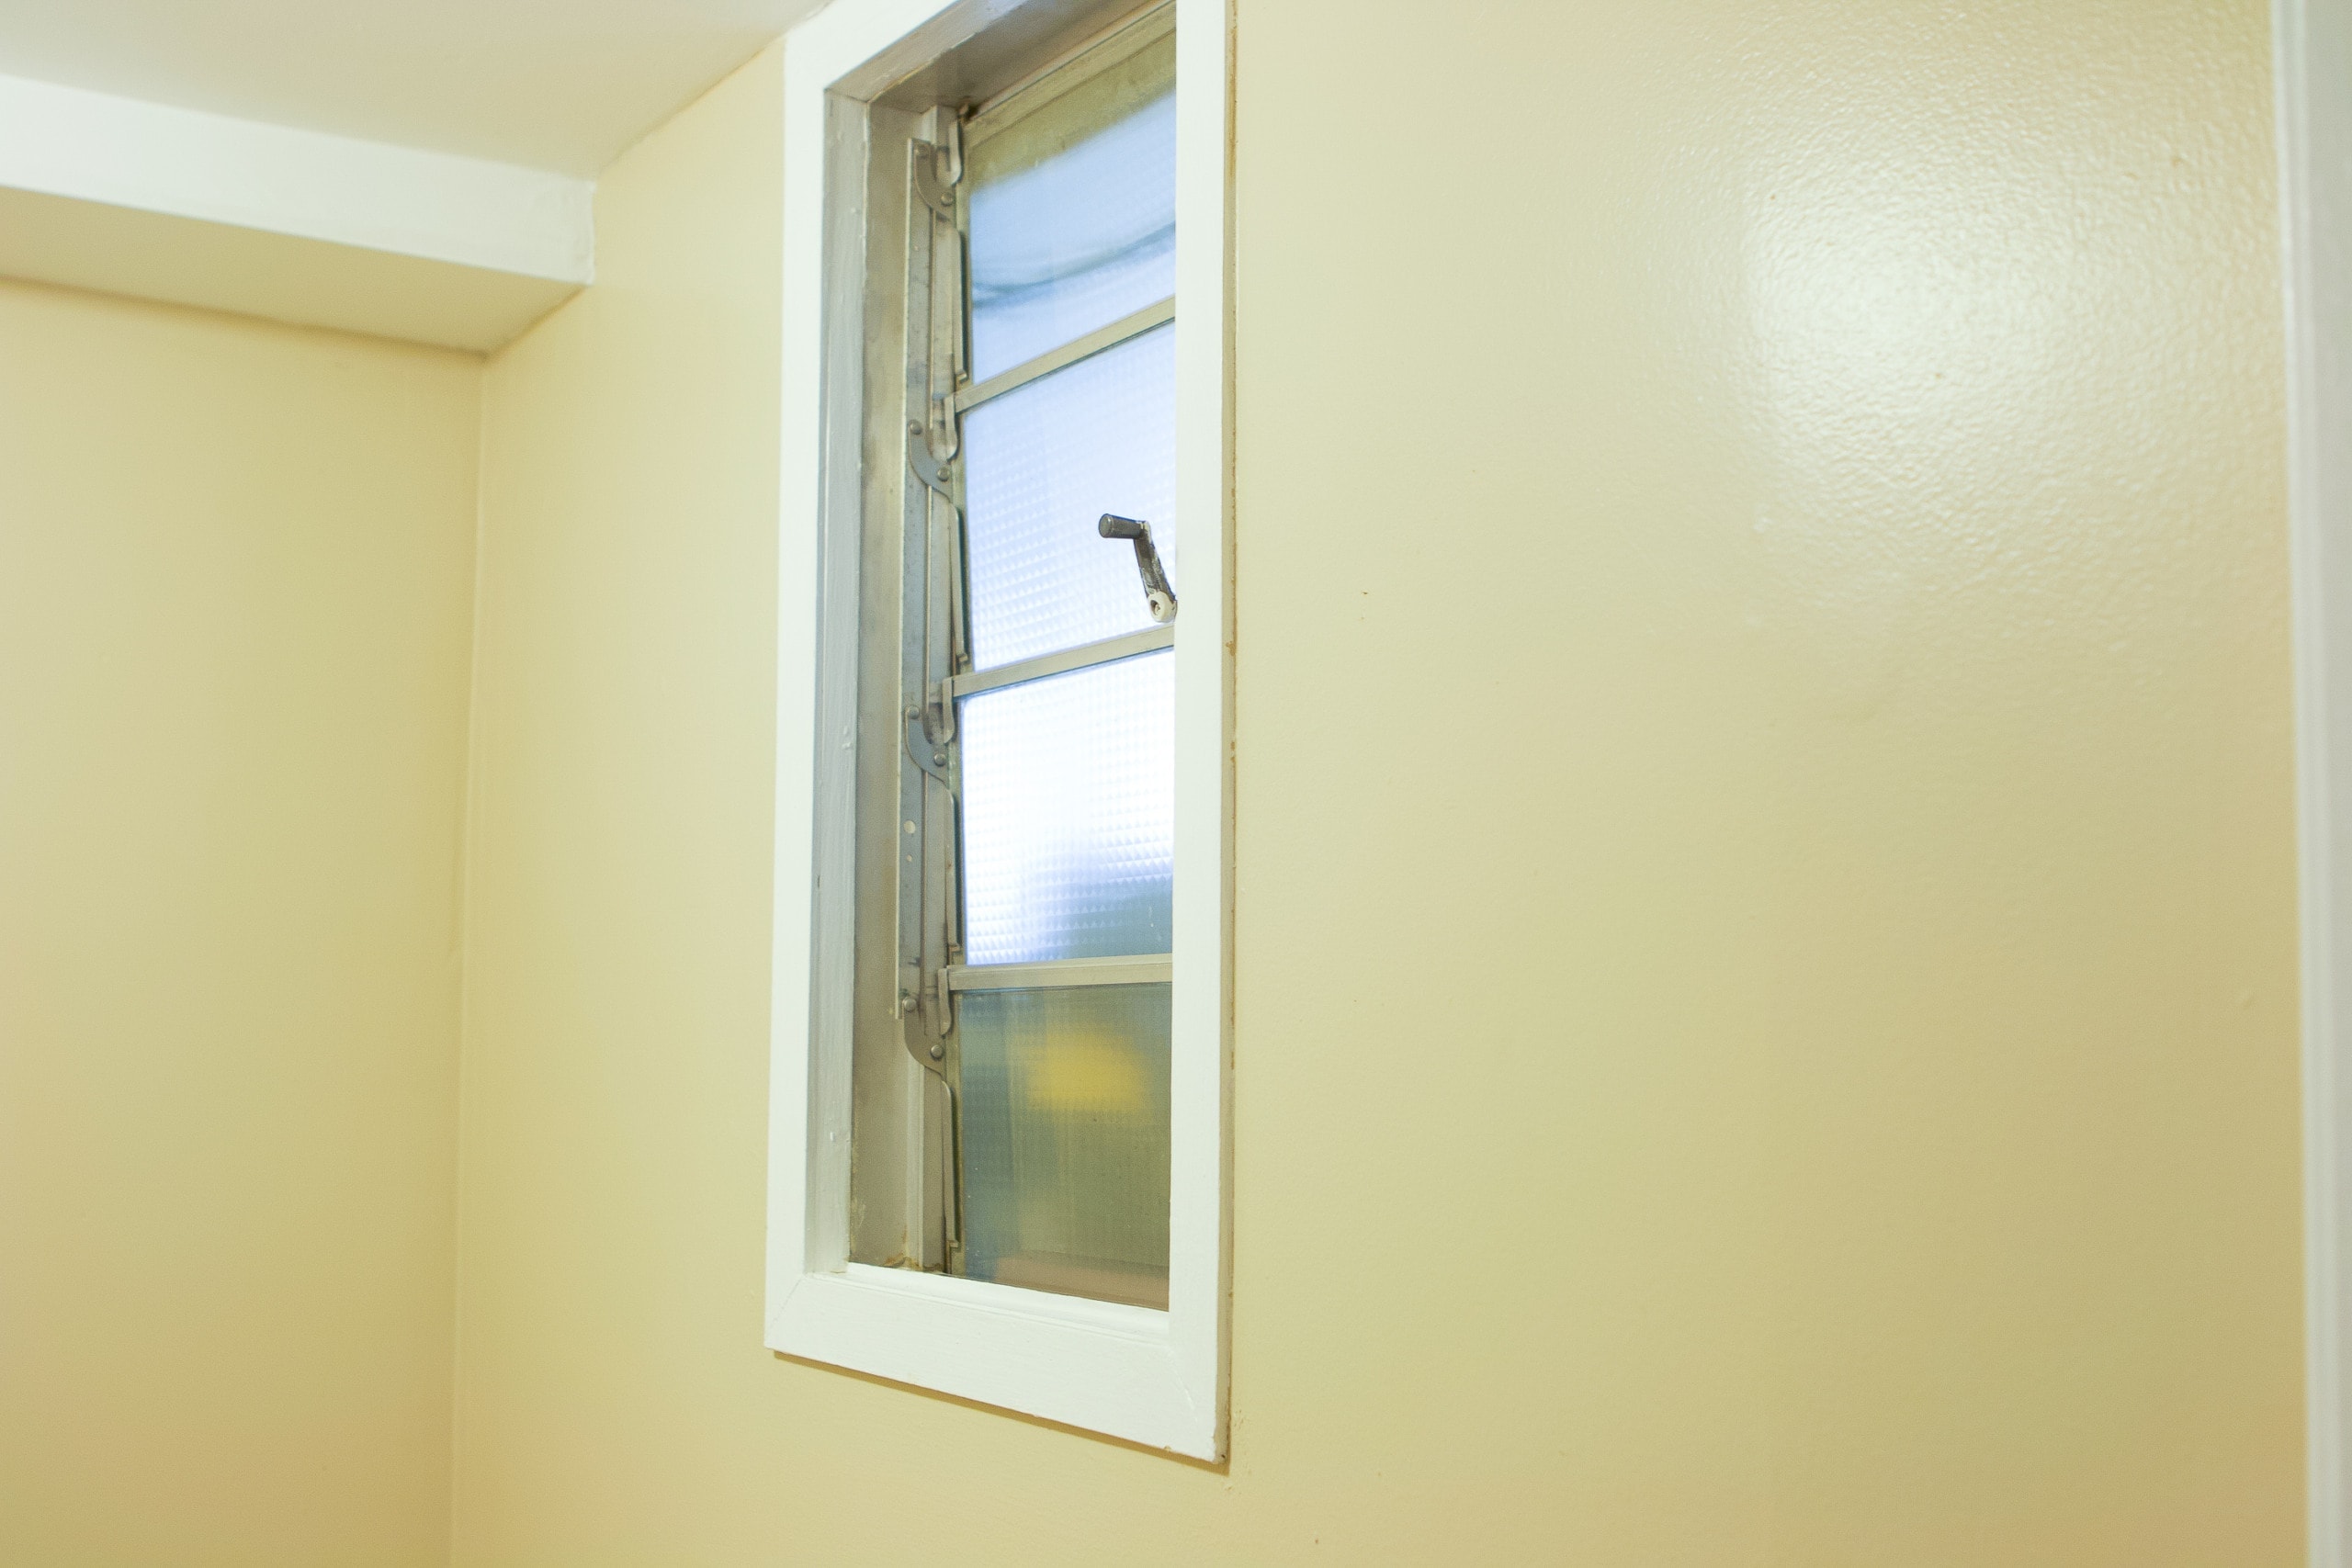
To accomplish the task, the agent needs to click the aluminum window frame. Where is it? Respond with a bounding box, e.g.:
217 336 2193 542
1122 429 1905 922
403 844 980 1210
766 0 1229 1458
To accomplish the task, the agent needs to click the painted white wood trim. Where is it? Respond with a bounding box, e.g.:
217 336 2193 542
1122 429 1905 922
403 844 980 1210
2280 2 2352 1561
1168 0 1233 1454
767 0 1229 1459
772 1267 1198 1448
0 73 593 283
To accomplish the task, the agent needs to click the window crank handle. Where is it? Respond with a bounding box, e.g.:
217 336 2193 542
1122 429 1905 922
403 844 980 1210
1099 514 1178 624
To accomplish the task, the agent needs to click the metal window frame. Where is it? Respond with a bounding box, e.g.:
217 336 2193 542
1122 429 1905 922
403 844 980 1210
951 622 1172 698
865 23 1179 1284
883 96 970 1270
767 0 1229 1461
956 296 1176 412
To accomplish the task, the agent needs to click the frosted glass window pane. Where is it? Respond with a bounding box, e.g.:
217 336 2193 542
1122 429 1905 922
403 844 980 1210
959 984 1170 1308
962 325 1174 670
966 40 1175 381
959 651 1172 964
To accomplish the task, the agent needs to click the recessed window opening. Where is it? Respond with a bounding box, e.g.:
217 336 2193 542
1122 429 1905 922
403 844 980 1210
849 4 1179 1311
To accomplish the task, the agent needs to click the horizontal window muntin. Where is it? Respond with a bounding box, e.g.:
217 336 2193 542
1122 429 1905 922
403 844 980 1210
958 319 1178 671
946 953 1172 990
956 295 1174 414
957 649 1172 966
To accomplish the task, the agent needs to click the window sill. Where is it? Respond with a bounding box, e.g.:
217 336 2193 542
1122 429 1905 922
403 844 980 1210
768 1264 1211 1455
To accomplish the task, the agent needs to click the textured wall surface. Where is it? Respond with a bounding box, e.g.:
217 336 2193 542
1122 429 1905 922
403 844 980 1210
450 44 789 1567
451 3 2301 1562
0 279 479 1565
1229 1 2299 1559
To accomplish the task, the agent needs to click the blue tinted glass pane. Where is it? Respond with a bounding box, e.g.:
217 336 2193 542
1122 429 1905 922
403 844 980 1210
958 983 1170 1309
961 325 1174 670
967 80 1174 381
959 651 1172 965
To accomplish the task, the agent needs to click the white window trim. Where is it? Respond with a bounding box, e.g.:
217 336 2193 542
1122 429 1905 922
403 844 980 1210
765 0 1230 1458
2281 0 2352 1557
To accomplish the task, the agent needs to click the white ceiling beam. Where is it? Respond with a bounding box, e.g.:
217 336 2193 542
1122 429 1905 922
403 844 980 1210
0 72 594 351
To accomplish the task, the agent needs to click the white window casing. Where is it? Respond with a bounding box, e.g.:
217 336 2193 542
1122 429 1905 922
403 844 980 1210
765 0 1230 1458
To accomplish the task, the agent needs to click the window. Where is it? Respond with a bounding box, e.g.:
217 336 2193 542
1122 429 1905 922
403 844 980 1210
860 12 1179 1311
769 0 1227 1457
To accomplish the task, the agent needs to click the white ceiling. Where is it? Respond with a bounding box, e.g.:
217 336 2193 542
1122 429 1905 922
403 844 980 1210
0 0 830 176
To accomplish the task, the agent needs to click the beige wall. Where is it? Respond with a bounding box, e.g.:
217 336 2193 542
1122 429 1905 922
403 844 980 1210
0 280 480 1563
448 1 2303 1562
0 6 2290 1562
450 44 787 1566
1236 1 2297 1558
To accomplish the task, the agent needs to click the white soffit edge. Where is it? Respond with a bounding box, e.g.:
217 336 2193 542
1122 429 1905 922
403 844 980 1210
0 72 594 352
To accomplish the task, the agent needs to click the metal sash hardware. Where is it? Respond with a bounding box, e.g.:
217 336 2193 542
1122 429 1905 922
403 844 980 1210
910 134 960 222
888 114 972 1274
1101 514 1178 623
899 112 968 1134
